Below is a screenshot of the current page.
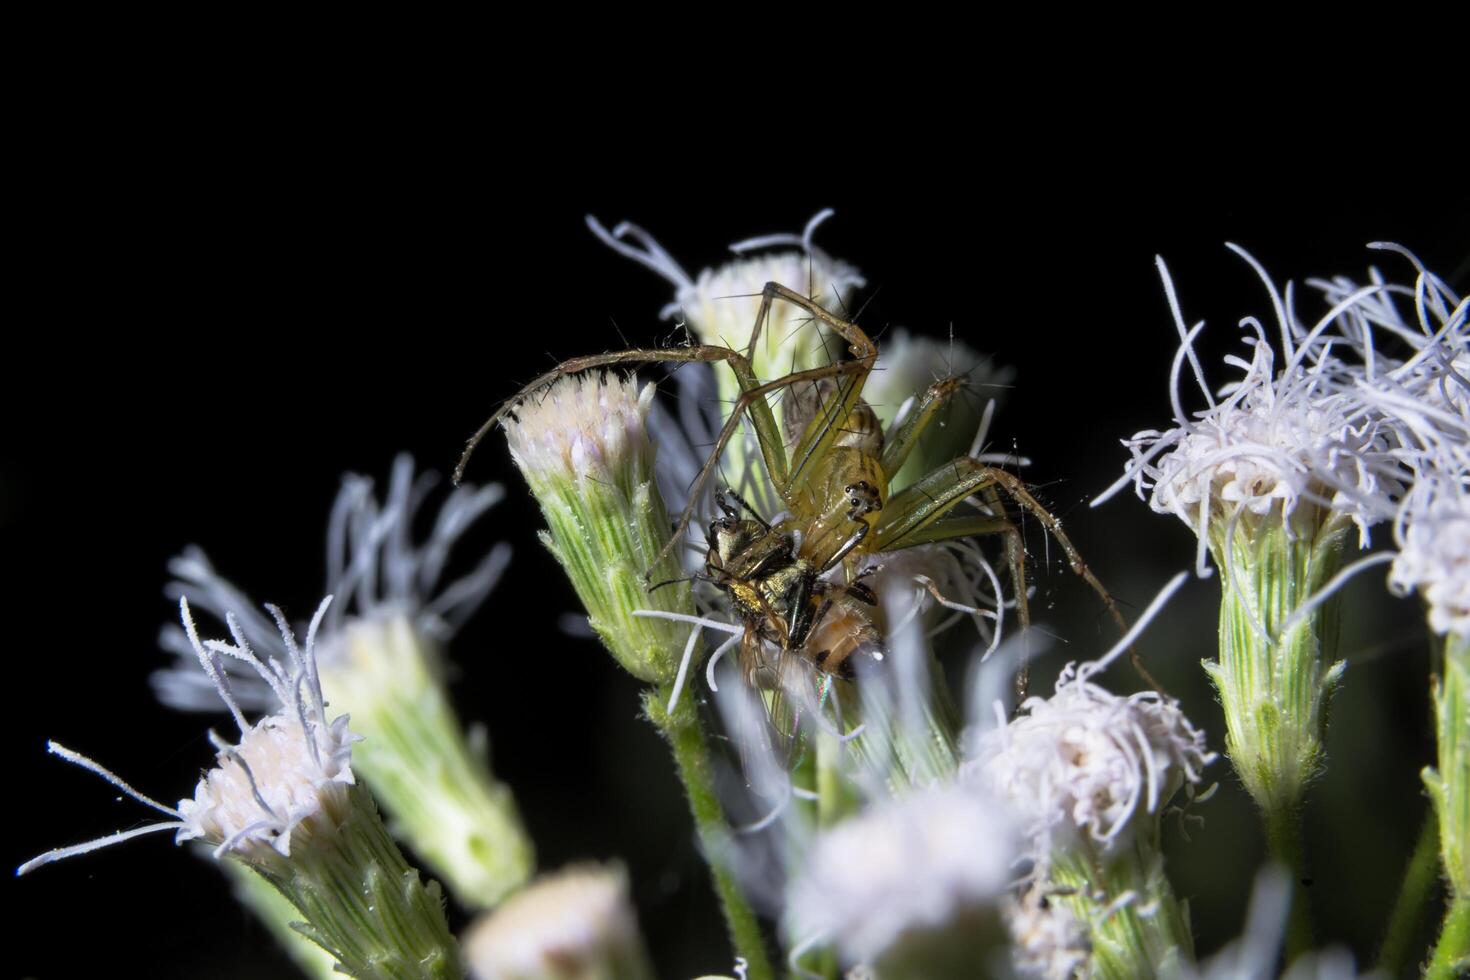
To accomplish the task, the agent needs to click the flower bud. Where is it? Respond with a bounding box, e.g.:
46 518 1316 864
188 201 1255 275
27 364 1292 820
464 864 653 980
504 372 696 683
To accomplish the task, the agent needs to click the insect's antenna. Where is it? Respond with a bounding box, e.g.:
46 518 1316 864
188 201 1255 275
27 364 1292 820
648 573 707 593
724 488 770 530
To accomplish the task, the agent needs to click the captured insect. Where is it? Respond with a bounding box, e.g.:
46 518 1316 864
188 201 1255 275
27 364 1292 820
457 280 1132 724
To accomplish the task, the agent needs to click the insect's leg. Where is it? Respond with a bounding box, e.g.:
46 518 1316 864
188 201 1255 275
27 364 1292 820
801 597 835 666
880 376 968 481
835 578 877 606
782 571 820 652
755 283 880 495
819 523 870 574
714 489 740 521
868 514 1013 548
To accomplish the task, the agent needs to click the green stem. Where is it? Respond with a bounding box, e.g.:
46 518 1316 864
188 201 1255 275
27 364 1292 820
1376 810 1440 976
1427 898 1469 980
1263 802 1313 964
646 684 774 980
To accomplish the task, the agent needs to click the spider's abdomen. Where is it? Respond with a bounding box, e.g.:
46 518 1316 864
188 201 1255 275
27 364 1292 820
783 381 884 458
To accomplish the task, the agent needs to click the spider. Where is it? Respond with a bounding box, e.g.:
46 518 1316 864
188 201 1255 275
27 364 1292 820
458 281 1132 701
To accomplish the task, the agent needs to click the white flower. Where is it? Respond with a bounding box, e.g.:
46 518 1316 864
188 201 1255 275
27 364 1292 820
587 209 865 377
1307 244 1468 423
154 454 509 712
503 371 657 492
971 572 1213 857
784 782 1018 968
150 456 531 908
590 210 866 520
1304 248 1469 636
1391 475 1470 637
1095 248 1416 575
975 666 1213 858
20 596 356 874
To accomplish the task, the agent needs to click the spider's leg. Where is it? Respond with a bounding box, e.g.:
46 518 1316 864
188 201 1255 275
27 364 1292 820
881 376 968 480
870 457 1011 552
456 343 788 490
657 358 872 579
757 283 879 495
979 485 1032 698
970 467 1134 649
931 463 1161 692
867 514 1013 548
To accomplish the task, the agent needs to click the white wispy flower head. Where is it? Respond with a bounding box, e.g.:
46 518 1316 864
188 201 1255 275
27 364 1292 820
785 783 1018 969
503 371 657 490
155 454 510 712
1391 476 1470 637
974 575 1214 856
150 456 531 910
176 595 357 862
20 596 356 874
463 864 652 980
587 209 865 370
1308 243 1468 422
1096 248 1415 575
977 668 1214 854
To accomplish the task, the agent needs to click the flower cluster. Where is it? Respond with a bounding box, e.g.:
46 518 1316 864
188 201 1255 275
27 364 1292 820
22 597 352 874
155 454 510 712
152 455 531 911
975 664 1214 858
1309 249 1469 638
1099 250 1415 575
504 372 659 497
587 209 866 381
21 599 463 979
1391 476 1470 637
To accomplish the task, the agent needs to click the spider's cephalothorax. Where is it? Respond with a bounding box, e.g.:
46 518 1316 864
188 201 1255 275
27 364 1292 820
461 281 1129 698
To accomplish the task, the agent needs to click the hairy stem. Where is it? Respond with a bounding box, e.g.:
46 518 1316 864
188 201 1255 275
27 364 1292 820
1427 897 1469 980
1262 802 1313 963
1376 810 1440 976
646 684 774 980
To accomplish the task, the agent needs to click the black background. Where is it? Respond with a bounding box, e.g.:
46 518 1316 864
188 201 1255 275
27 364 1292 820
6 108 1468 979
